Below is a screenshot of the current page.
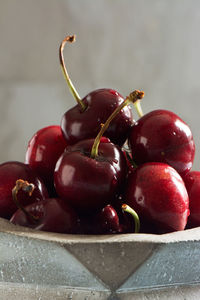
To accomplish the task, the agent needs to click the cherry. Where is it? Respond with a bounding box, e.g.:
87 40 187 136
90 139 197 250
25 125 67 195
54 90 144 213
10 180 79 233
0 161 48 219
95 204 140 234
129 109 195 177
54 138 127 213
78 204 140 234
59 35 134 147
125 162 190 233
72 207 119 235
95 204 122 234
110 193 142 233
183 171 200 228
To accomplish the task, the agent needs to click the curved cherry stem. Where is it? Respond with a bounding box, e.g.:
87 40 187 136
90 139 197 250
59 35 86 112
90 90 144 158
134 99 144 118
12 179 39 223
121 204 140 233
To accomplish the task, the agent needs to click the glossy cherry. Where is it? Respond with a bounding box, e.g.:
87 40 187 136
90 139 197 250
59 35 134 147
54 137 127 213
125 162 190 233
184 171 200 228
96 203 140 234
25 125 67 195
54 90 144 213
78 203 140 234
95 204 122 234
129 109 195 177
74 205 121 235
0 161 48 219
10 180 79 233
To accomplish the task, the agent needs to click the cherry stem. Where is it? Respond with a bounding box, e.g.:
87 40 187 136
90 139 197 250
121 204 140 233
90 90 144 159
125 151 138 169
12 179 38 223
59 35 86 112
134 99 144 118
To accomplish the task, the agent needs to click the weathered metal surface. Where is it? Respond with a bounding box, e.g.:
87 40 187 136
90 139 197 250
0 218 200 299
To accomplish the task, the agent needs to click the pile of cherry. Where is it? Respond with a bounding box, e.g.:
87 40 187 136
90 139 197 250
0 35 199 235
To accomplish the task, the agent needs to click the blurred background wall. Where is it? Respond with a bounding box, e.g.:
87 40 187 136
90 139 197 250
0 0 200 169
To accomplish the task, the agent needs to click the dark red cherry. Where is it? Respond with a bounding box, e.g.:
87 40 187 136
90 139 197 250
0 161 48 219
59 35 134 147
10 180 78 233
76 206 122 235
96 204 122 234
129 109 195 177
54 90 144 213
10 199 79 233
96 204 140 234
25 125 67 195
184 171 200 228
125 162 189 233
61 88 134 147
54 138 127 213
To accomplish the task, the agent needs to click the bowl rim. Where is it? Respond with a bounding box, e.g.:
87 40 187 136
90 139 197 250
1 217 200 245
